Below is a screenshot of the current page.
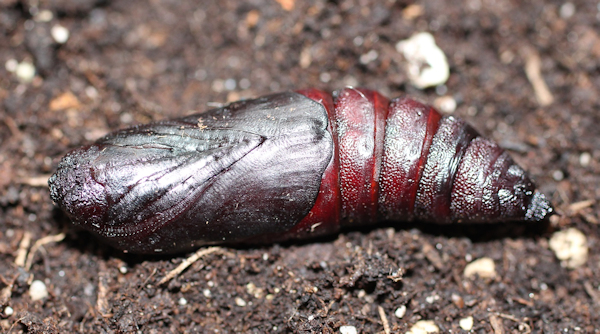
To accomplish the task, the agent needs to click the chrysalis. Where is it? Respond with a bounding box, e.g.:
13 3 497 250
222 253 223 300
49 88 553 253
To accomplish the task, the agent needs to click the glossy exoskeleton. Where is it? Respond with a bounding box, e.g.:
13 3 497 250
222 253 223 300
48 88 553 253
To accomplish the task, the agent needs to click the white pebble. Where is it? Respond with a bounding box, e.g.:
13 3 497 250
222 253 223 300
549 228 588 269
468 0 481 11
178 297 187 306
560 3 575 19
203 289 211 298
459 316 474 330
552 170 564 181
29 280 48 301
434 96 457 113
194 69 207 80
579 152 591 167
4 306 14 316
35 10 54 22
359 49 379 65
239 78 251 89
319 72 331 83
353 36 364 46
396 32 449 89
224 78 236 91
85 85 99 99
394 305 407 318
235 297 247 307
51 25 70 44
211 79 224 92
119 266 128 274
339 325 358 334
343 75 359 87
15 61 36 83
406 320 439 334
425 294 440 304
5 59 18 72
464 257 497 279
83 283 94 296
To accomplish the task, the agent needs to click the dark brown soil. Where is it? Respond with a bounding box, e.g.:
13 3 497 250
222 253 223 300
1 0 599 333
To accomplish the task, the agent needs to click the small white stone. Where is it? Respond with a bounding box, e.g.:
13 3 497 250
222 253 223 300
224 78 236 91
85 86 99 99
394 305 407 318
83 283 94 296
353 36 364 46
434 96 457 113
396 32 449 89
425 294 440 304
549 228 588 269
119 266 128 274
459 316 474 330
464 257 496 279
211 79 224 92
359 49 379 65
468 0 481 11
29 280 48 301
239 78 251 89
560 2 575 19
235 297 247 307
339 325 358 334
319 72 331 83
406 320 439 334
15 61 36 83
552 170 564 181
203 289 211 298
5 59 18 72
579 152 591 167
51 25 70 44
4 306 14 316
343 75 359 87
35 10 54 22
178 297 187 306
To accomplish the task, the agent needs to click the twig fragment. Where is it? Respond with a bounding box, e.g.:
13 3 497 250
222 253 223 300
15 232 32 267
25 233 66 270
584 281 600 306
17 175 52 187
489 314 504 334
378 305 390 334
567 199 595 213
522 47 554 106
96 272 111 317
158 247 225 285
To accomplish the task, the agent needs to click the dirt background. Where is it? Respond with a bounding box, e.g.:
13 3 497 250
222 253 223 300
1 0 599 333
